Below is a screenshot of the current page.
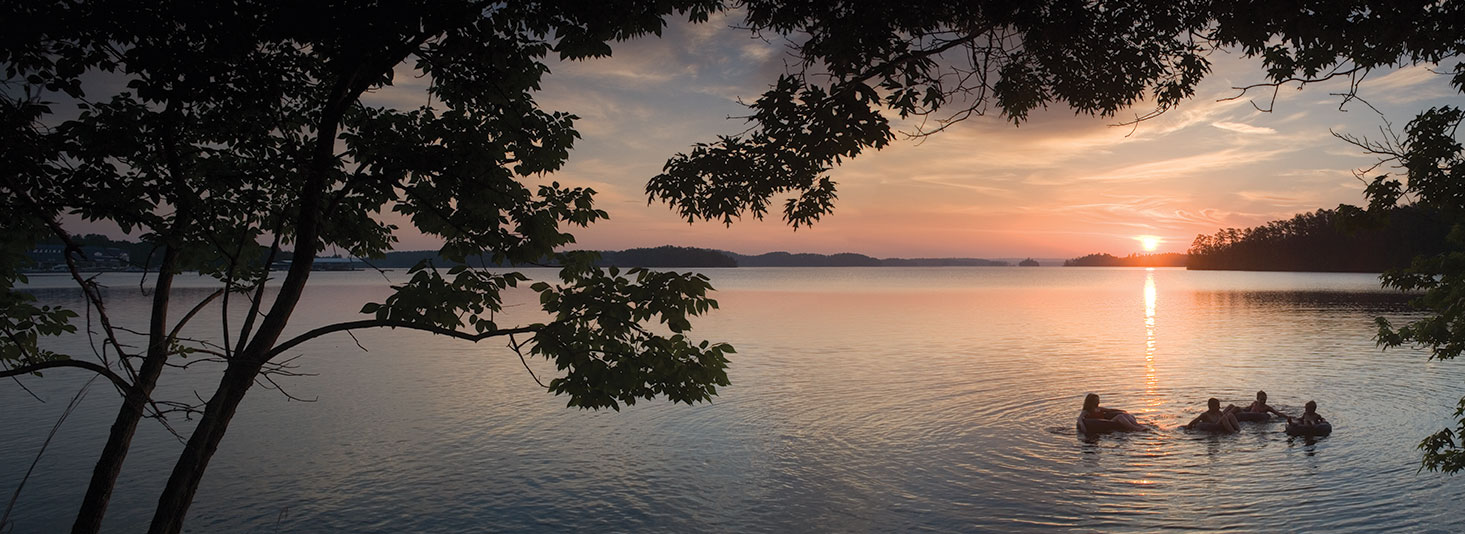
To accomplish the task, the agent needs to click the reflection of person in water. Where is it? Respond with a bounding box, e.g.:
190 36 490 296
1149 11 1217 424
1077 393 1148 432
1184 397 1240 432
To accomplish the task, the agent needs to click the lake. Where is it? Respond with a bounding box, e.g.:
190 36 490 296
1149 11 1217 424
3 267 1463 532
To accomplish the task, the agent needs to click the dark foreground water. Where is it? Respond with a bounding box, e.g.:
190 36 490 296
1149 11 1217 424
3 267 1463 532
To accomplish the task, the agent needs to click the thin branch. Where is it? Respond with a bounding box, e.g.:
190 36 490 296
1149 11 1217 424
150 400 206 420
1219 66 1367 111
260 354 315 378
345 330 368 352
235 218 283 355
36 213 137 378
7 374 44 403
167 288 224 347
256 373 317 403
1 374 98 530
162 356 229 370
509 333 547 388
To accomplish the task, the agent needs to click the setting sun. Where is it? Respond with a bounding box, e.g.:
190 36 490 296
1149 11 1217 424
1137 235 1161 252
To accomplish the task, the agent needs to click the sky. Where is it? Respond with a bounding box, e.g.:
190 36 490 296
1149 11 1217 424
411 13 1457 260
78 11 1463 261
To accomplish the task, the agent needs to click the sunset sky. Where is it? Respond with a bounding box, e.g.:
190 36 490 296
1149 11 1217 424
359 13 1458 259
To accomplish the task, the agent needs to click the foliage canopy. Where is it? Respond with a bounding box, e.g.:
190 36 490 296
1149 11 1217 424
2 1 731 532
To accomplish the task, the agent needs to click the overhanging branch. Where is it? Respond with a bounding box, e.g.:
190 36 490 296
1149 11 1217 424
266 320 541 360
0 360 133 393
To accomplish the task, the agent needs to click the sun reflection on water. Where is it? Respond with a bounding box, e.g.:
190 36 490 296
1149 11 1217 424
1143 270 1160 411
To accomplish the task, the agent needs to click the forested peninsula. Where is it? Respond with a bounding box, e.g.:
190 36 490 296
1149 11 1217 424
1061 206 1448 272
1186 206 1449 272
1064 253 1188 267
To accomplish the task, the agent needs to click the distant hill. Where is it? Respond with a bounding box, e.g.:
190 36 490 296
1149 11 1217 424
727 251 880 266
725 251 1008 267
1064 252 1188 267
599 246 736 268
26 239 1010 271
370 246 736 269
880 257 1010 267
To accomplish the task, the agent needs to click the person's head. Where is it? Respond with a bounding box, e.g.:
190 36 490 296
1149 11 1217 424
1208 397 1221 412
1256 390 1267 402
1305 400 1317 414
1083 393 1100 412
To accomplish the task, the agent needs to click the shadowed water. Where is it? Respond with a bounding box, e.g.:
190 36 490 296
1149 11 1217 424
2 267 1462 532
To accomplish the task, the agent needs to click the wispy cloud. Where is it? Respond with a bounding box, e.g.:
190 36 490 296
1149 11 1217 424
1211 121 1277 135
1028 147 1295 186
1362 64 1455 101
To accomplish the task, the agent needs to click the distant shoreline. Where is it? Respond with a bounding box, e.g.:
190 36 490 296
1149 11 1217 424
19 239 1393 273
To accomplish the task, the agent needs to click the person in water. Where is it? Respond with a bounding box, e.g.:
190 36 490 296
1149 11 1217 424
1184 397 1241 432
1078 393 1148 432
1288 400 1327 425
1243 390 1288 417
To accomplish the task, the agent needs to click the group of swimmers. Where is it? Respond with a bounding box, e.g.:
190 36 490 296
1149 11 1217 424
1079 391 1329 434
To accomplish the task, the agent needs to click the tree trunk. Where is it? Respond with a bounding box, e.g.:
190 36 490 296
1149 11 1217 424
144 130 328 534
68 389 148 534
143 63 364 533
71 262 179 534
146 360 262 534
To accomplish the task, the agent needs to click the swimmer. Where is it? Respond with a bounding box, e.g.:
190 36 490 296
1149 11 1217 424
1244 390 1288 417
1078 393 1148 433
1184 397 1241 432
1287 400 1327 425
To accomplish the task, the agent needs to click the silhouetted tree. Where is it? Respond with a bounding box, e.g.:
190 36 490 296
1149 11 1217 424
1186 207 1449 272
1353 106 1465 472
1065 253 1188 267
1 2 731 533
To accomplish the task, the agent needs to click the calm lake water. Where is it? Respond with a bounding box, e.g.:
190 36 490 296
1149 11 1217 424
3 267 1464 532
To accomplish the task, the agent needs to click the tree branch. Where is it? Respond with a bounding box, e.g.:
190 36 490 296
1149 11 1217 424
167 289 225 348
0 360 132 393
266 320 541 360
234 219 283 356
1219 66 1367 112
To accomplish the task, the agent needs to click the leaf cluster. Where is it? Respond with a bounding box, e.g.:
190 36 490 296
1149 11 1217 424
1356 106 1465 471
528 260 733 410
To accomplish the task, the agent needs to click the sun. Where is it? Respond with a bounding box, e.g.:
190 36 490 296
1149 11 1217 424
1136 235 1161 252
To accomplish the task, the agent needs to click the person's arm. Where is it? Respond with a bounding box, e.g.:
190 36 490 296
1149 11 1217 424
1184 414 1204 428
1267 405 1287 417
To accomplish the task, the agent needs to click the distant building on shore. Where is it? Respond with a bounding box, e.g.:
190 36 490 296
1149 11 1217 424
271 256 365 271
24 245 132 272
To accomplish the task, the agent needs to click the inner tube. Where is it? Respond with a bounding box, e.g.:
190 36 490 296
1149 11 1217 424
1190 421 1228 432
1286 421 1332 436
1080 418 1126 434
1234 411 1270 422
